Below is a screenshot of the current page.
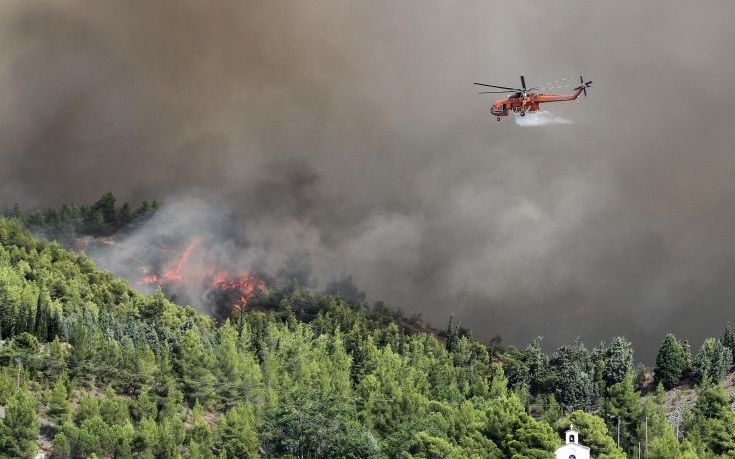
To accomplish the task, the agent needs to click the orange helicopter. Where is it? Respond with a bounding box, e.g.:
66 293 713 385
475 75 592 121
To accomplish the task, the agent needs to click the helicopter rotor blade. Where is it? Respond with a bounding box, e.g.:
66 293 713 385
474 83 520 91
478 91 516 94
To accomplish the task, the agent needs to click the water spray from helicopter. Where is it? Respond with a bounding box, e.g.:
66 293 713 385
514 110 573 127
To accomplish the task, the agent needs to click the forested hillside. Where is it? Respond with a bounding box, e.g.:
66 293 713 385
1 214 735 458
5 193 159 244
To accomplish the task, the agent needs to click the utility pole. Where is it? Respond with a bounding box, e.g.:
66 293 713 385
617 416 621 447
16 358 21 388
645 416 648 458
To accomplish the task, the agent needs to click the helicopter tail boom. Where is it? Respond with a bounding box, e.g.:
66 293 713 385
536 76 592 103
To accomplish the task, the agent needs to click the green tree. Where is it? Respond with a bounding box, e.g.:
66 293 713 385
262 390 379 458
117 202 134 228
132 416 158 457
549 339 595 408
218 403 259 458
693 338 715 384
603 336 634 386
506 416 558 458
686 385 735 456
681 339 693 379
186 401 214 459
99 386 130 425
91 192 117 228
692 338 731 385
654 333 685 389
724 323 735 364
52 431 72 458
0 387 41 458
46 378 72 425
158 415 186 459
604 374 640 453
175 328 216 405
709 339 732 383
0 264 23 339
640 399 696 459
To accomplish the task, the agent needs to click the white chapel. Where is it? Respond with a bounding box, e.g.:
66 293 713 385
555 425 591 459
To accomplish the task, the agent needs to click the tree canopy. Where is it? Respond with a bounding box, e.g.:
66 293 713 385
1 212 735 457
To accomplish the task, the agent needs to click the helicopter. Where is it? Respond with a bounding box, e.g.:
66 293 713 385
475 75 592 121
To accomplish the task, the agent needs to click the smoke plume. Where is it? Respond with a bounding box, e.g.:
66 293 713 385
3 0 735 361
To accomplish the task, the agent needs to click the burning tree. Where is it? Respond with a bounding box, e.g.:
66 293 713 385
138 236 267 320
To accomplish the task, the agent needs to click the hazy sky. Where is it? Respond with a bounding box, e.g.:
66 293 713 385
2 0 735 360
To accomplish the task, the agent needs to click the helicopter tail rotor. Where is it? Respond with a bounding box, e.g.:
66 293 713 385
579 75 593 96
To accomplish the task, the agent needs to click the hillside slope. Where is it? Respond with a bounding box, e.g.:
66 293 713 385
0 216 568 458
3 214 735 457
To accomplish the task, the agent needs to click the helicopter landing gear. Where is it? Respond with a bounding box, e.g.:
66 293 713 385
497 117 501 121
520 111 525 117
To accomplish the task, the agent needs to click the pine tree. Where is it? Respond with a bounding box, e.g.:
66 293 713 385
688 385 735 456
524 336 549 396
604 336 634 386
133 416 158 457
215 320 243 405
176 328 216 405
0 265 24 339
218 403 259 458
47 378 72 425
158 415 186 459
0 387 41 457
690 338 730 385
681 339 693 378
693 338 714 384
49 335 67 371
52 431 72 459
328 328 352 395
654 333 685 389
604 374 640 452
550 340 595 407
117 202 134 229
724 323 735 364
34 290 52 341
187 401 214 458
99 386 129 425
709 339 732 383
445 314 458 353
506 416 558 458
91 192 117 228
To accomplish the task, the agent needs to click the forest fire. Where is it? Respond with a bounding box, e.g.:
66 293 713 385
138 236 267 316
141 237 201 285
207 270 267 312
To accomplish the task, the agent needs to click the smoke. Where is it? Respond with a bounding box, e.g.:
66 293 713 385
514 111 573 127
2 0 735 361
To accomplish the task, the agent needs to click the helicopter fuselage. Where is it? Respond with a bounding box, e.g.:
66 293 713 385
490 85 585 119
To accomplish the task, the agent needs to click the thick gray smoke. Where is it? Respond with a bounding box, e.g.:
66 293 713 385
3 0 735 361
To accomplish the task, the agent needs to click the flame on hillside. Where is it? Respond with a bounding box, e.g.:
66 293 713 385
207 270 267 312
141 237 201 285
138 236 267 317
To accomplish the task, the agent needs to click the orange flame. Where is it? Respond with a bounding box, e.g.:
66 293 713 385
209 270 267 312
140 237 201 285
138 236 266 315
140 266 160 285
